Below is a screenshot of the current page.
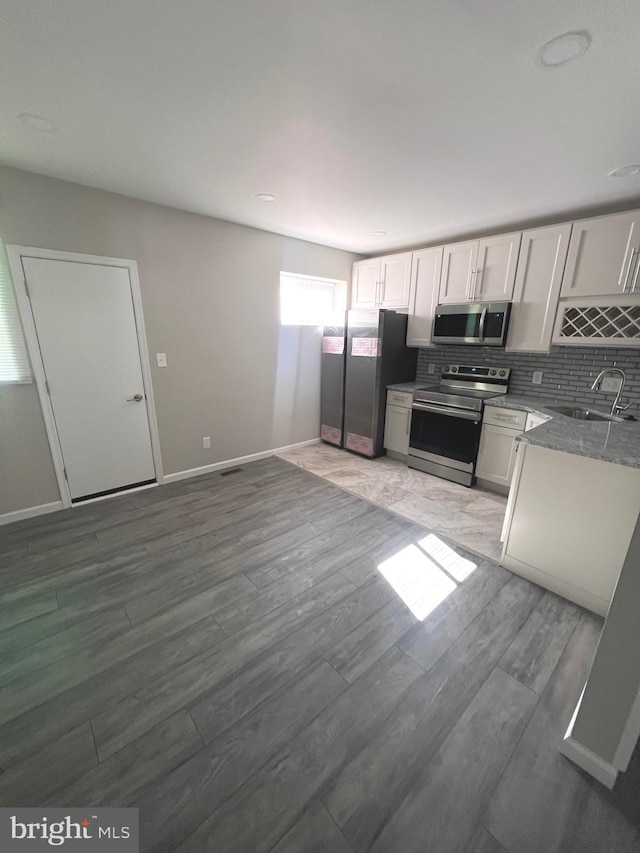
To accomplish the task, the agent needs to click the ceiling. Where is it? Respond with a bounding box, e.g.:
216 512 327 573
2 0 640 254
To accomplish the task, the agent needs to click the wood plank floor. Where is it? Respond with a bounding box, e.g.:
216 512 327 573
1 456 638 852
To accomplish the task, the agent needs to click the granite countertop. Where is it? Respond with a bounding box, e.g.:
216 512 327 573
386 381 428 393
486 394 640 469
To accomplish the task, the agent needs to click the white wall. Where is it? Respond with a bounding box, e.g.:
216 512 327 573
0 166 359 514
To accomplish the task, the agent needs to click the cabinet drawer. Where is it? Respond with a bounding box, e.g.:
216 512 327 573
387 390 413 408
483 407 527 430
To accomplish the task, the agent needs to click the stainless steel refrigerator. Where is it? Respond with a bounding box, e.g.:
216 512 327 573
320 309 417 458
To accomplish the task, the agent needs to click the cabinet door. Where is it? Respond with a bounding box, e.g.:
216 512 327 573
379 252 412 309
384 404 411 455
506 223 571 352
475 424 519 487
407 247 443 347
351 259 379 308
561 211 640 298
474 232 521 301
439 240 477 304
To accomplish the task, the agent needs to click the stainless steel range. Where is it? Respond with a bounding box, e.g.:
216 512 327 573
408 364 510 487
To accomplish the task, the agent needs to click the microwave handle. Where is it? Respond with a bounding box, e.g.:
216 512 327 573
478 307 487 341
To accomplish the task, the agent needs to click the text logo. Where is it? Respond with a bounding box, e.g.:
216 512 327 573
0 809 138 851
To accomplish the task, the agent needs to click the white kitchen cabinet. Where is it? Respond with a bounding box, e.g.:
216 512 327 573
476 424 520 488
561 210 640 298
384 389 413 459
439 240 477 303
439 233 521 305
351 258 379 308
406 246 443 347
476 406 527 489
379 253 412 308
475 232 522 301
501 442 640 616
506 223 572 353
351 253 412 310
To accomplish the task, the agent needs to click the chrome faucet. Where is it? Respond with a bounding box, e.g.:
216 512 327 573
590 367 629 415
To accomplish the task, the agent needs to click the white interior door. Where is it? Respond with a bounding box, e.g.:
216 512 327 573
22 257 156 501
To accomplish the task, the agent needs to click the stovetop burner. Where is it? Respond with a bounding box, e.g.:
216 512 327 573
416 384 502 400
413 364 511 412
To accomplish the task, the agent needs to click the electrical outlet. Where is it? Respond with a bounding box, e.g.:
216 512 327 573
601 376 622 393
427 364 436 374
202 436 211 449
156 353 167 368
532 371 543 385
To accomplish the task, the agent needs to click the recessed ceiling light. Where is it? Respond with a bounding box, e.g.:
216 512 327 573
372 231 387 237
255 193 276 202
18 113 57 133
536 31 591 68
609 165 640 179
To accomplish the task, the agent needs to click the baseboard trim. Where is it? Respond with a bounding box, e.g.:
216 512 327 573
500 553 609 617
559 736 618 789
163 438 321 484
0 501 64 526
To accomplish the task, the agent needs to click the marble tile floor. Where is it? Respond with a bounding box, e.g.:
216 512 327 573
278 442 508 561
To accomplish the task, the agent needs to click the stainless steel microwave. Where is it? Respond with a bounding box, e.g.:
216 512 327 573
432 301 511 346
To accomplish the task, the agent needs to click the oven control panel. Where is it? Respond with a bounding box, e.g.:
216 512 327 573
442 365 510 382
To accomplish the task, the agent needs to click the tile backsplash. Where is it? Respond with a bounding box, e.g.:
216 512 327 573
416 346 640 412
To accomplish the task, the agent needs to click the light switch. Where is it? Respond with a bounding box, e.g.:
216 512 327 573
427 364 436 374
156 353 167 368
532 371 543 385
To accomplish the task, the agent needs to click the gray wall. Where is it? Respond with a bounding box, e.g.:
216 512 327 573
0 166 358 515
417 346 640 410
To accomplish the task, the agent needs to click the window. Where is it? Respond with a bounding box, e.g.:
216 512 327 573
280 272 346 325
0 240 31 382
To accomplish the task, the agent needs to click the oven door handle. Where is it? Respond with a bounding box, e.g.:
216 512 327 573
412 402 481 421
478 307 488 341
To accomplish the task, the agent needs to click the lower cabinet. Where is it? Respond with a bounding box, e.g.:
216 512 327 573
384 390 413 458
501 442 640 615
476 407 527 488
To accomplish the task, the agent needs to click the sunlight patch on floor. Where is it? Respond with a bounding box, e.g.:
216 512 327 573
418 533 477 582
378 536 478 620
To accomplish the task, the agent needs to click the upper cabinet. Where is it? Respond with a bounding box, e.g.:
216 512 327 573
406 246 443 348
354 207 640 351
560 211 640 298
439 232 521 304
351 258 378 308
553 210 640 347
351 252 412 311
439 240 476 303
506 223 572 353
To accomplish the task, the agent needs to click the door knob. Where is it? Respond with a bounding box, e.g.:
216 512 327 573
127 393 144 402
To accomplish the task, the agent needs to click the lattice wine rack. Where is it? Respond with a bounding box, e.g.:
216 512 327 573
556 304 640 344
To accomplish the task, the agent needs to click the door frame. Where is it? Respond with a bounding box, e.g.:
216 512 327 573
7 245 164 508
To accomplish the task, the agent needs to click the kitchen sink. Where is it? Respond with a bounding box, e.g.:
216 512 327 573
547 405 621 422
